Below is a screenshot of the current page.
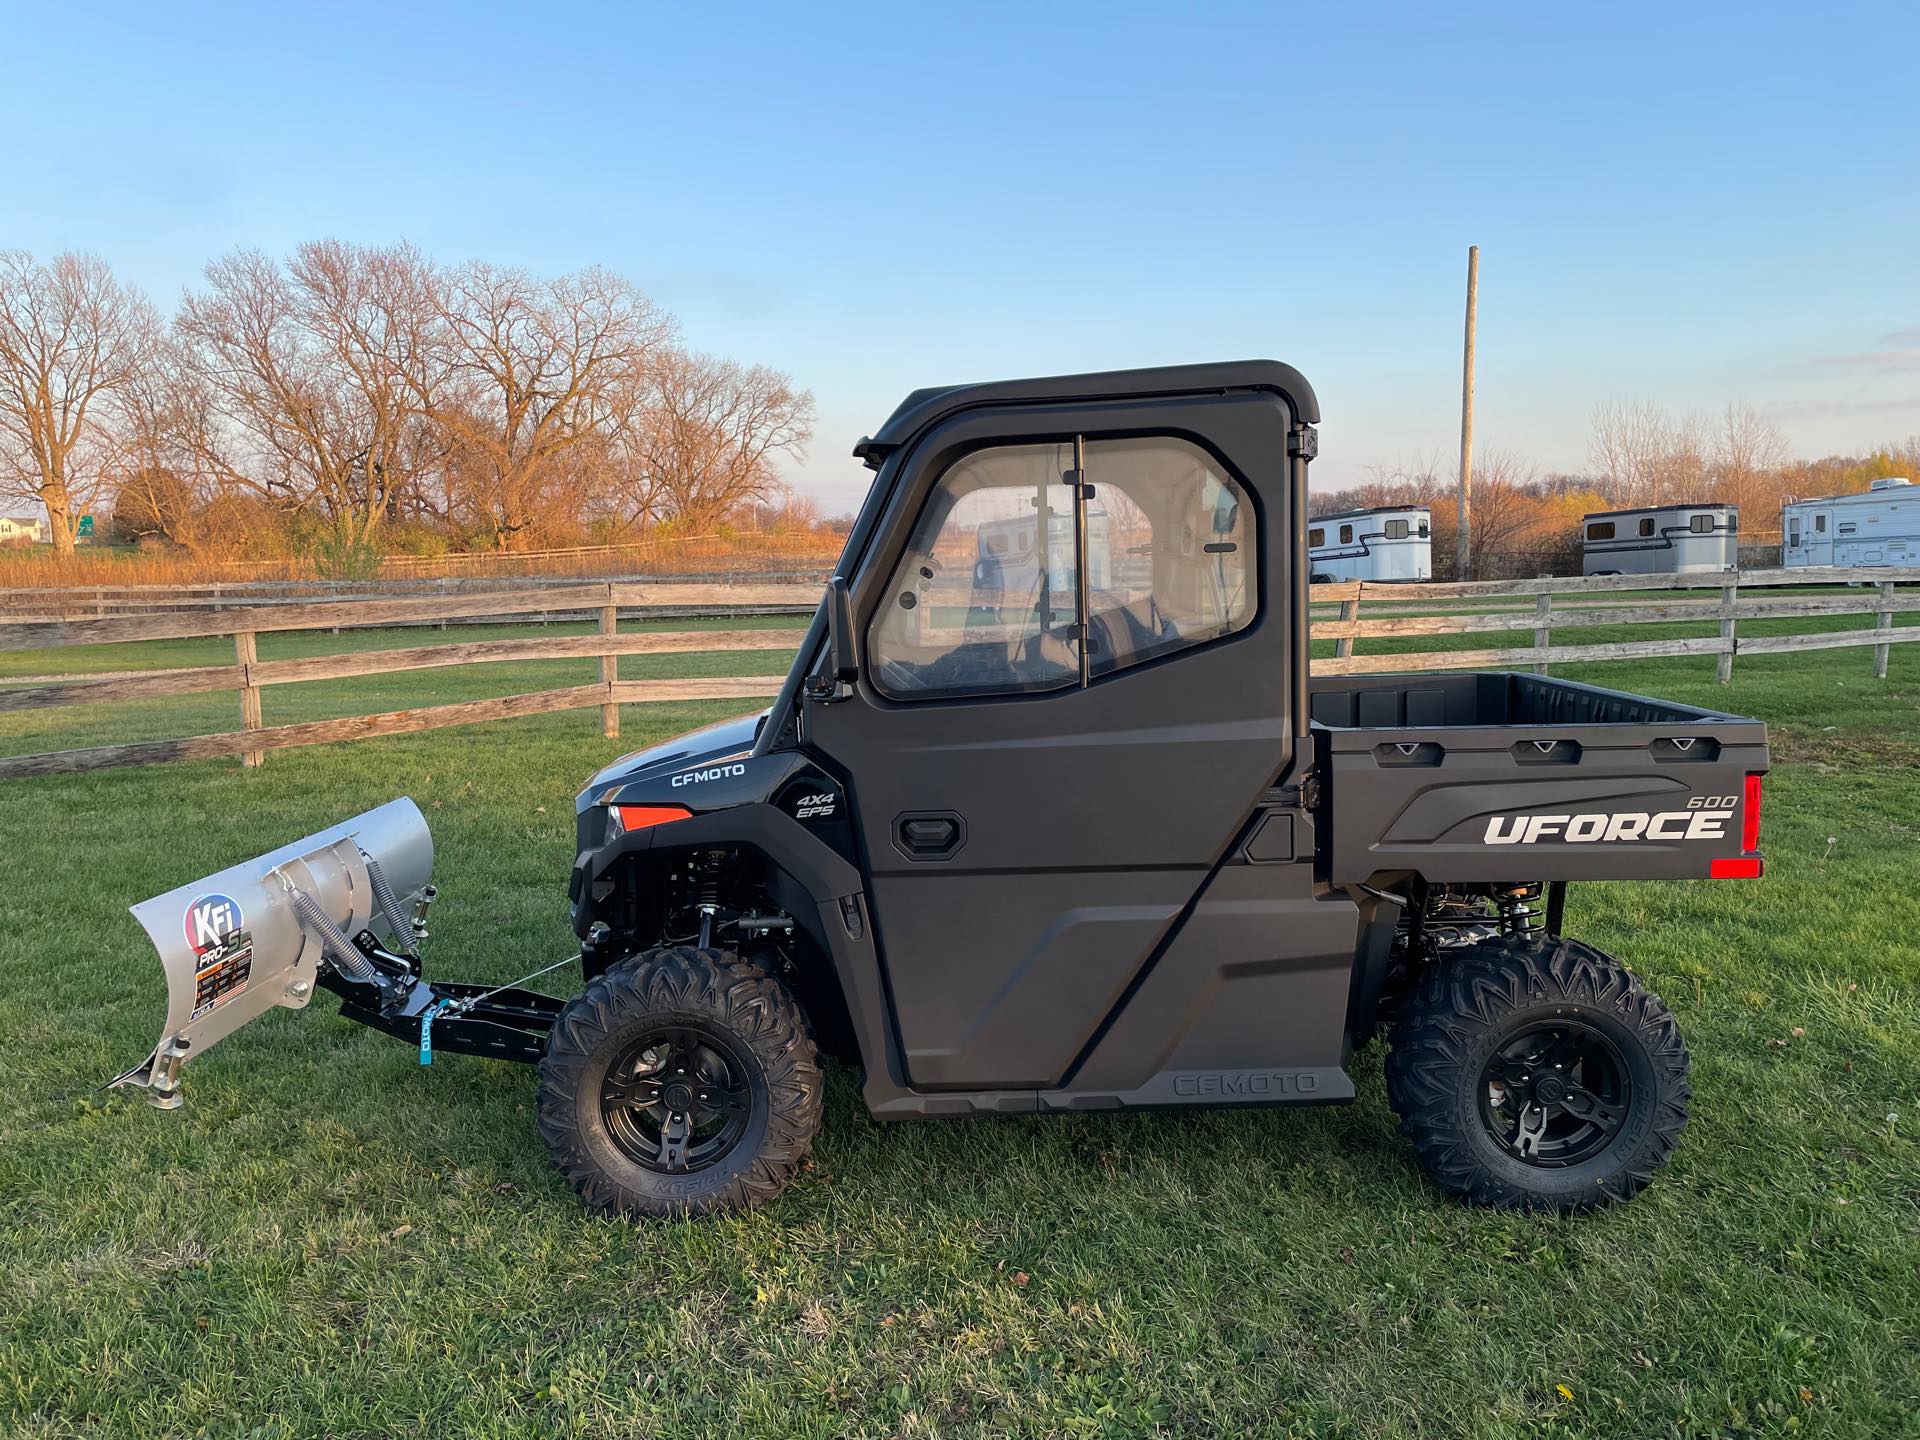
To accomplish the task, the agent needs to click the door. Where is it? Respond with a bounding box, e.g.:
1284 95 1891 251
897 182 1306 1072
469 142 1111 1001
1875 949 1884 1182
804 394 1298 1091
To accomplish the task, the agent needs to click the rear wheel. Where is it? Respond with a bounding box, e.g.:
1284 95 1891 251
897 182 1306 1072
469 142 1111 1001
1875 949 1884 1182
1385 935 1689 1211
537 946 823 1218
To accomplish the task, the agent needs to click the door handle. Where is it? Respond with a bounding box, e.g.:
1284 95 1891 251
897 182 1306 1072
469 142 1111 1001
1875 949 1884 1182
893 811 965 861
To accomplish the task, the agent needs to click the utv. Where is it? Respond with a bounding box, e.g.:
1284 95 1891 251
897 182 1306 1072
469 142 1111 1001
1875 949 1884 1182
117 361 1769 1218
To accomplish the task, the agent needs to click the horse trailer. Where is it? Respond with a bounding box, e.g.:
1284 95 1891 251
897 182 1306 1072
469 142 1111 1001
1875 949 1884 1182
1782 478 1918 570
1307 505 1432 582
1581 505 1738 576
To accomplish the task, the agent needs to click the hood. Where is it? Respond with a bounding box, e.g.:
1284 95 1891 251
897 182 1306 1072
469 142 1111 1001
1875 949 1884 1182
579 709 769 796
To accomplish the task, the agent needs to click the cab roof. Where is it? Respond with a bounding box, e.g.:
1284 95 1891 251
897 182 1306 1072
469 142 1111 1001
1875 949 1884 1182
852 359 1319 469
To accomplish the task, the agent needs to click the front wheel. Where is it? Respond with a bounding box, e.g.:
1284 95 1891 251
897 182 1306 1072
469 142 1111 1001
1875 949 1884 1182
537 946 823 1218
1385 935 1690 1211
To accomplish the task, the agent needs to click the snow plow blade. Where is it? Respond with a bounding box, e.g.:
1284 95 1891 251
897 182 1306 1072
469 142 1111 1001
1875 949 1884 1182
113 798 435 1107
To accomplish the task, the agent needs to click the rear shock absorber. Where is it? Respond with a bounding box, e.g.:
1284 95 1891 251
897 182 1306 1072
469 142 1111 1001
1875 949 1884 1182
1494 883 1545 937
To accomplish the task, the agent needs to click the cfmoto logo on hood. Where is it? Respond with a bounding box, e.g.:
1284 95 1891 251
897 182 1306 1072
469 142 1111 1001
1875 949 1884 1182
1484 795 1738 844
672 762 747 788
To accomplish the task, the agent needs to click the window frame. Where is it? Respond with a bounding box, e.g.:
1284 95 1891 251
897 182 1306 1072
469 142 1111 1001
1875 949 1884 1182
1688 513 1715 534
1588 521 1616 541
1384 518 1410 540
865 432 1261 703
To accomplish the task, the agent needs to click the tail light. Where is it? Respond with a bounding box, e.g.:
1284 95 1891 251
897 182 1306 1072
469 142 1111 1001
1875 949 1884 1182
1709 772 1765 879
1740 772 1763 853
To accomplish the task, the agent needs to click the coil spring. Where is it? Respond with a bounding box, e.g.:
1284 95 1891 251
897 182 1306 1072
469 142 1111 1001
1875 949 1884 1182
289 888 379 985
362 854 415 949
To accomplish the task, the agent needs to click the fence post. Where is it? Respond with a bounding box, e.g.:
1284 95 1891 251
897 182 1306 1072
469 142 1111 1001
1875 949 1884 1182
1874 580 1895 679
1333 585 1359 661
599 600 620 738
1717 578 1739 684
234 630 263 767
1532 583 1552 675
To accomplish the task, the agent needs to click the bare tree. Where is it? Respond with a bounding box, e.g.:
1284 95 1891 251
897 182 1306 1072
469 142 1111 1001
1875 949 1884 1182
176 242 442 546
0 252 160 553
1588 400 1670 506
633 350 815 531
1711 401 1788 512
431 262 673 549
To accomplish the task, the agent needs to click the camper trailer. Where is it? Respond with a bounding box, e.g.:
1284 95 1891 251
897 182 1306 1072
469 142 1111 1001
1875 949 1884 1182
1581 504 1738 576
1307 505 1431 582
1781 478 1918 570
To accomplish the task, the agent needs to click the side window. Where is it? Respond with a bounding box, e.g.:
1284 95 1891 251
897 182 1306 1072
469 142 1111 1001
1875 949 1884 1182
1815 514 1827 533
1080 436 1255 679
1588 521 1616 541
1339 523 1354 544
1638 517 1656 537
868 442 1079 699
1417 517 1431 537
1689 513 1714 534
1384 518 1409 540
1308 527 1325 548
1788 521 1801 546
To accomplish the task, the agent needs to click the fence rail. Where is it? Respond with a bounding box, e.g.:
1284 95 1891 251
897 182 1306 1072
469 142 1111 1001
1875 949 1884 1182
1312 566 1917 682
0 567 1913 780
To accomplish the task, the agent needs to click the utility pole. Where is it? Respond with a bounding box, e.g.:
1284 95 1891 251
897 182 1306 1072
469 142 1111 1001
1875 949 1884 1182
1457 244 1479 580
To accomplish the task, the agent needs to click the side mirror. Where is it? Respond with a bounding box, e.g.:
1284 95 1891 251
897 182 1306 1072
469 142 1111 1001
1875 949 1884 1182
808 576 858 701
828 576 858 683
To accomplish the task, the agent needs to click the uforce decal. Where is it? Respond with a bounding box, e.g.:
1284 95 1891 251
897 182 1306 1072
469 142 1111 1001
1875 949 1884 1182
1486 794 1738 844
671 763 747 788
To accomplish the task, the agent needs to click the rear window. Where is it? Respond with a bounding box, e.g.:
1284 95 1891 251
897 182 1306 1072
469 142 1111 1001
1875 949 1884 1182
1588 521 1615 541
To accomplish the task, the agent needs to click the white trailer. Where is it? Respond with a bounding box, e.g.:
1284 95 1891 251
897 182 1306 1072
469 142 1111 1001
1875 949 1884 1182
1581 504 1737 576
1307 505 1432 582
1782 478 1918 570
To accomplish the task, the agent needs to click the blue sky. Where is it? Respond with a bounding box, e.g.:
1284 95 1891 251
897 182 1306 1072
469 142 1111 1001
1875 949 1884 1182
4 1 1916 513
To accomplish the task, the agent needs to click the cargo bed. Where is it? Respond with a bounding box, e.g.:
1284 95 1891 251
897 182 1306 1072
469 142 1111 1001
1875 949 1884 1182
1311 672 1769 883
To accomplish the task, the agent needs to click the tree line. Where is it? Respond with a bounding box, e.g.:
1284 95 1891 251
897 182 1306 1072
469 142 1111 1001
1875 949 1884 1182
1318 403 1919 578
0 245 816 559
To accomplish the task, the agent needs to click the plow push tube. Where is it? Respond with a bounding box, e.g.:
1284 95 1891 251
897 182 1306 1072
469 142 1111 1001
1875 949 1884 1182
113 797 569 1108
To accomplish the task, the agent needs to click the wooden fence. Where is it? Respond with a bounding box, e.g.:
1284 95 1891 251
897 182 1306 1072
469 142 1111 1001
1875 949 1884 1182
0 582 815 779
0 567 1913 780
1312 566 1919 682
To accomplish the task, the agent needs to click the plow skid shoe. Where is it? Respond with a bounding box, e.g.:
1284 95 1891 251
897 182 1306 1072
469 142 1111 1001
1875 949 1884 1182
114 798 433 1106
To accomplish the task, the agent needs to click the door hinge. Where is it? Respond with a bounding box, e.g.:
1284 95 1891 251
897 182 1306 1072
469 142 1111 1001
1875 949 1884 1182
1288 426 1319 459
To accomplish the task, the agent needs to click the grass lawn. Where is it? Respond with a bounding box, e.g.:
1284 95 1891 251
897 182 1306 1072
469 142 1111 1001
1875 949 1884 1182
1 620 1917 1438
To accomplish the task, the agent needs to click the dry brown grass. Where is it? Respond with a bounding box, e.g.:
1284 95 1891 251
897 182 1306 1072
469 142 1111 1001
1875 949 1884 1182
0 532 842 589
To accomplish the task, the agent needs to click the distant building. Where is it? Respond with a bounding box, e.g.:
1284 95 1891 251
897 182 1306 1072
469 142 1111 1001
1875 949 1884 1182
0 515 49 544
